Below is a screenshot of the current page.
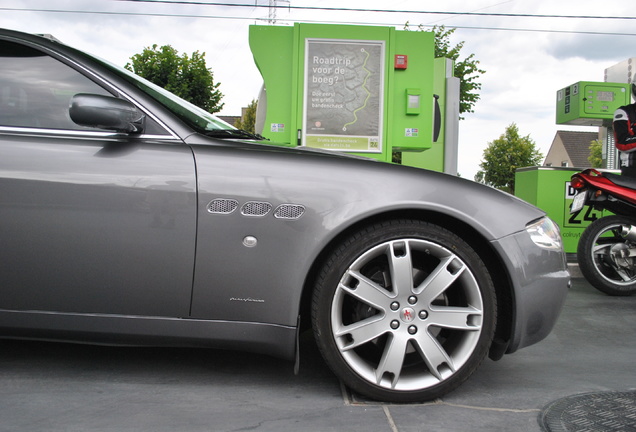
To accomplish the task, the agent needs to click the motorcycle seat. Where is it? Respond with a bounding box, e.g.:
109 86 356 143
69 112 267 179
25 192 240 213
604 172 636 190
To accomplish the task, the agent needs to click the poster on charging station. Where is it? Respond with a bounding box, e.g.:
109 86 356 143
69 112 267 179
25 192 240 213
303 39 385 153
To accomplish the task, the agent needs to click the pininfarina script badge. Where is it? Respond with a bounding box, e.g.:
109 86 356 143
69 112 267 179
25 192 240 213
230 297 265 303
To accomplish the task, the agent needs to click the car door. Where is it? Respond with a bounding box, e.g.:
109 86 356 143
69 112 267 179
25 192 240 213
0 39 197 317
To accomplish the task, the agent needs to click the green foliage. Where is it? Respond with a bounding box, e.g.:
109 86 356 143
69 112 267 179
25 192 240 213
235 99 257 133
474 123 543 193
126 44 224 113
432 25 485 117
406 24 485 118
588 139 603 168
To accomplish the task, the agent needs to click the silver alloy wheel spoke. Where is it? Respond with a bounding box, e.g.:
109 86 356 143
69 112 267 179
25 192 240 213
340 270 393 309
375 333 409 387
615 268 632 282
416 255 465 303
428 305 482 330
592 243 611 255
388 242 414 295
336 316 387 351
413 331 455 381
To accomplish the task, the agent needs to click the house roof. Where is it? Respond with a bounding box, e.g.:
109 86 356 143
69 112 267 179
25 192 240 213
217 115 240 126
556 130 599 167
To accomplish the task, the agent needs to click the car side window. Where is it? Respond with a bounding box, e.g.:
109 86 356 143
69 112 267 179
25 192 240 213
0 41 174 135
0 40 115 130
0 40 172 136
2 40 174 137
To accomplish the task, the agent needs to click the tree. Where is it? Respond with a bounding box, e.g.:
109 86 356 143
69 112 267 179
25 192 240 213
474 123 543 193
126 44 224 113
235 99 257 133
407 24 486 117
588 139 603 168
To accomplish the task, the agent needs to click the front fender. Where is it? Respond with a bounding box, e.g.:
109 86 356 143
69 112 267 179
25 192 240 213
186 138 548 328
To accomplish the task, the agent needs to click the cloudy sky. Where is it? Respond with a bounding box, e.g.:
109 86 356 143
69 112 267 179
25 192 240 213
1 0 634 179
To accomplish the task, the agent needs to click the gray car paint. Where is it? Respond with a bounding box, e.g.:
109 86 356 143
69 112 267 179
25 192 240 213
1 134 197 317
186 137 569 352
0 29 569 362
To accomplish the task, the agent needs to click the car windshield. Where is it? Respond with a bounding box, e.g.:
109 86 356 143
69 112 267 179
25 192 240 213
83 49 235 133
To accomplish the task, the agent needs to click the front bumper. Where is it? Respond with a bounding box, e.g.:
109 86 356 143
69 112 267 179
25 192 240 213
492 229 570 354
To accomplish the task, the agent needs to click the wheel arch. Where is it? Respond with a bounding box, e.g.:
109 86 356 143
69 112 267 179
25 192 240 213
297 209 514 360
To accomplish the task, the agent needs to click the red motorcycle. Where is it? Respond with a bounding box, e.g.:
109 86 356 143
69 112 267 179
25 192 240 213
570 169 636 295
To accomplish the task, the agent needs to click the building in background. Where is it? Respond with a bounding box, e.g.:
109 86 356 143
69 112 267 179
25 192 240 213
544 130 598 168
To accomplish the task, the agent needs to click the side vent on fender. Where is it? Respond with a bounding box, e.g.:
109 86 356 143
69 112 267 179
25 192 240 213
241 201 272 217
207 198 239 215
274 204 306 220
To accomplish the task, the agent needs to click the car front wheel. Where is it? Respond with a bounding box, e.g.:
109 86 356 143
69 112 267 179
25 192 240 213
311 219 496 402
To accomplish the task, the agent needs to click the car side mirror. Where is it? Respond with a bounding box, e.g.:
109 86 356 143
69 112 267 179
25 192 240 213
69 93 145 134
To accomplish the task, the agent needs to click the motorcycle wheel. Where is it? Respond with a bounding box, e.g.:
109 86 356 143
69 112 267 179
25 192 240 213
577 215 636 296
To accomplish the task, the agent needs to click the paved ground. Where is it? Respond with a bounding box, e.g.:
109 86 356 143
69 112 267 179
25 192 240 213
1 268 635 432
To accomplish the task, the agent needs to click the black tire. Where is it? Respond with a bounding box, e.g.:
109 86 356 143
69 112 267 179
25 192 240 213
577 215 636 296
311 219 496 402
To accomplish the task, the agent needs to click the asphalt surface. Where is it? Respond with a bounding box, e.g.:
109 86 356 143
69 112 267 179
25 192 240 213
1 266 635 432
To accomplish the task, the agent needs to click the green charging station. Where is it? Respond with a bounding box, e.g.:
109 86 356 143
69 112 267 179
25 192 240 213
556 81 631 126
249 23 457 170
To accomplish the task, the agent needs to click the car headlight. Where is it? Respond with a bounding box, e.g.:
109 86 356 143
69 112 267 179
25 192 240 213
526 217 563 251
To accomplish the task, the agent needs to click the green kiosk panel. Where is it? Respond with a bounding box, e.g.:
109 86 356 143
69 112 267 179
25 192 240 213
249 23 442 164
556 81 631 126
515 166 611 254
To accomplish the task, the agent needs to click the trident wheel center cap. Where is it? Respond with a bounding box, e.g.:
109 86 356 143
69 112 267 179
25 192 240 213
400 307 416 323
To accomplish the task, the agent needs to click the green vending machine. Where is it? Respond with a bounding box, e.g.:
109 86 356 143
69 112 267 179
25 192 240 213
249 23 457 170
